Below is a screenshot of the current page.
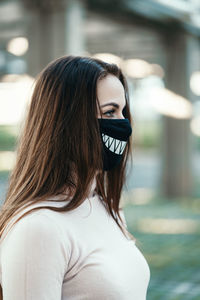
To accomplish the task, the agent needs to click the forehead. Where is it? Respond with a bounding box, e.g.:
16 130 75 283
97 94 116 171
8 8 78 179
97 74 126 106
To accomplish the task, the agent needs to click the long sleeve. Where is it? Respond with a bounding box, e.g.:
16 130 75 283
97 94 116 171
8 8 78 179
0 213 69 300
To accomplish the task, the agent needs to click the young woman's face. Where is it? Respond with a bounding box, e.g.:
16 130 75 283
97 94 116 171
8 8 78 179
97 74 126 119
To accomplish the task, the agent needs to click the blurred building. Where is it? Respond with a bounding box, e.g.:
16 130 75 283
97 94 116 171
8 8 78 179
0 0 200 199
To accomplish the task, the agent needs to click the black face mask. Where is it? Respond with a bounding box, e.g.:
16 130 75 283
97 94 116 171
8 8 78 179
98 118 132 171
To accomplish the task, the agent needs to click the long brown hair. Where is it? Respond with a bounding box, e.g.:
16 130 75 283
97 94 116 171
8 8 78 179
0 55 135 243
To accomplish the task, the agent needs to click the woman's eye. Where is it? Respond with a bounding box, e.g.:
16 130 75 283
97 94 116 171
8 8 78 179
103 109 115 117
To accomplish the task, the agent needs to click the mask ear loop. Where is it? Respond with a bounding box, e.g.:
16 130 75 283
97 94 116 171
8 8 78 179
123 86 130 118
122 106 127 118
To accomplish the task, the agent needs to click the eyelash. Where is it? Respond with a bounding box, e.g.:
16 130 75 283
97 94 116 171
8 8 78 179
103 109 115 117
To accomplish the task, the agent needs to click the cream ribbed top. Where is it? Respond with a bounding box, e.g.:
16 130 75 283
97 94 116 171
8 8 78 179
0 182 150 300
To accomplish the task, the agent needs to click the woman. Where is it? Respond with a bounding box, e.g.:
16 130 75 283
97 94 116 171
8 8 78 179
0 55 150 299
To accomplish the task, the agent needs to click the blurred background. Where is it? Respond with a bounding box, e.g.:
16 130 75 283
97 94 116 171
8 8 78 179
0 0 200 299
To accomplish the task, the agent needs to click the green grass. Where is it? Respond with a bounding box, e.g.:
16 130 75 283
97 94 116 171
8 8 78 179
0 170 10 180
123 196 200 300
133 120 161 149
196 137 200 152
0 125 19 151
0 125 18 182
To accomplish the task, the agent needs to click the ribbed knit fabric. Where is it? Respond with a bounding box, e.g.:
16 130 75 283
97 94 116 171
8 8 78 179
0 181 150 300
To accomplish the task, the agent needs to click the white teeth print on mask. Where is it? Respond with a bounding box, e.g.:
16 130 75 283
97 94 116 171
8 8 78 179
102 134 127 155
98 118 132 170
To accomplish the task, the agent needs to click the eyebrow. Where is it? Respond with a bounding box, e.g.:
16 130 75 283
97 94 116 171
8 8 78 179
100 102 125 108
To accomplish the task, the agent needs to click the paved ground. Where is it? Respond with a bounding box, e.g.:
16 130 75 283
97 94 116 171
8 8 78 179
126 149 200 193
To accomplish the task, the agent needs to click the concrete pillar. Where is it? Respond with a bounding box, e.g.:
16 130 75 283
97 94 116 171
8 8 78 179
65 0 86 55
161 31 197 198
22 0 86 77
